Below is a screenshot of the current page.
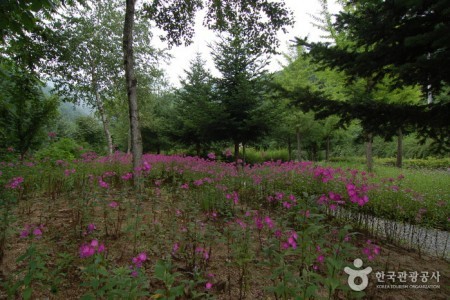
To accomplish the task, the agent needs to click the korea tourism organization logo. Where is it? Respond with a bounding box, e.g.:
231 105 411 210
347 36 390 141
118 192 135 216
344 258 441 291
344 258 372 291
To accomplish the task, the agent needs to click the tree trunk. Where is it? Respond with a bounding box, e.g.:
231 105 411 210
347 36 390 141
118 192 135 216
325 136 330 161
296 129 302 161
234 141 240 163
365 132 373 172
123 0 142 177
396 128 403 168
127 126 131 154
94 89 113 155
287 136 292 161
312 144 318 161
196 143 201 157
242 143 246 165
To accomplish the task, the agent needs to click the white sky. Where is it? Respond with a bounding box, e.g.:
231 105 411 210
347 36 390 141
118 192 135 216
153 0 342 87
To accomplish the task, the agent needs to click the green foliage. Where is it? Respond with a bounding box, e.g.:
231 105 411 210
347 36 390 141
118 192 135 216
145 0 293 52
212 24 275 153
81 253 149 299
5 243 49 300
0 60 59 159
34 138 84 161
169 53 224 153
73 116 105 154
295 0 450 151
244 148 289 164
153 259 184 300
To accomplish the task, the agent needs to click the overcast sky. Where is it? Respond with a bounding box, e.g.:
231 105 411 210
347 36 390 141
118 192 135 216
153 0 342 87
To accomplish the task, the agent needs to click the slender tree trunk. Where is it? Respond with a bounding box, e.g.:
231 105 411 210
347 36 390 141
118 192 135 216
365 132 373 172
396 128 403 168
312 144 318 161
234 141 240 163
196 143 201 157
94 89 113 155
123 0 142 176
127 126 131 154
296 129 302 161
242 143 246 165
325 136 330 161
287 136 292 161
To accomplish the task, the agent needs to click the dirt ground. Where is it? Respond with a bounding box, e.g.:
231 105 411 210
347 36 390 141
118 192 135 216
0 196 448 299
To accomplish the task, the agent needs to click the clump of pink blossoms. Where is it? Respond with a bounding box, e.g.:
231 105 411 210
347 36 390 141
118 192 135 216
130 252 147 277
79 239 106 258
20 224 44 239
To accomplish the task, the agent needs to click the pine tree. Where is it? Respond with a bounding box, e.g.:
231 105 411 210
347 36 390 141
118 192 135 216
171 53 224 155
211 25 274 161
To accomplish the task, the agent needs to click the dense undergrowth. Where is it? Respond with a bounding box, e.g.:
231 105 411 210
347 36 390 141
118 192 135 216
0 152 448 299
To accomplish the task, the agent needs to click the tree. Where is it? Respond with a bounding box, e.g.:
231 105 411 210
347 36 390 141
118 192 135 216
123 0 293 176
0 0 82 73
73 116 106 153
170 53 223 155
0 60 59 160
297 0 450 152
330 0 450 94
212 24 275 161
49 0 163 155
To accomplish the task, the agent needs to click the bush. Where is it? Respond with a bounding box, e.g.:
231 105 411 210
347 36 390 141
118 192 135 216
34 138 85 162
244 148 290 164
378 157 450 170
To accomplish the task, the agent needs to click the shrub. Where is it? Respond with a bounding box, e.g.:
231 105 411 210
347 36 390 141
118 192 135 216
34 138 85 162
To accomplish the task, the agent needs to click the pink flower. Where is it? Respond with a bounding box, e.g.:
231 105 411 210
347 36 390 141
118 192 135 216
32 228 42 237
98 179 109 189
264 216 274 228
20 229 29 238
79 244 95 258
132 252 148 268
172 242 180 254
6 177 24 189
283 201 291 209
87 223 96 233
98 244 106 253
138 252 147 262
142 161 151 172
254 216 263 230
317 255 325 263
207 152 216 160
121 172 133 180
109 201 118 208
90 239 99 248
205 282 213 290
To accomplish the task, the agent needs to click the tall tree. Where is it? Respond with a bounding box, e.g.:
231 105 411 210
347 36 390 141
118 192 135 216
123 0 293 175
297 0 450 152
171 53 223 155
50 0 162 155
212 24 274 161
0 60 59 160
